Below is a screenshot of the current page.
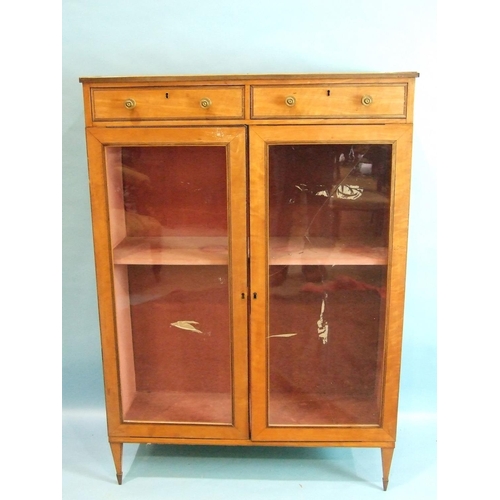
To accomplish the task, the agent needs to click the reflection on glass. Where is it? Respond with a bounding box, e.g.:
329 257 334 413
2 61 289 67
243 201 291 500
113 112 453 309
268 144 391 426
106 146 233 424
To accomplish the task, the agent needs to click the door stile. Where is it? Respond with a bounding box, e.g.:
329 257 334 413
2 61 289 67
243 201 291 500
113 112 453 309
226 128 250 438
248 128 270 439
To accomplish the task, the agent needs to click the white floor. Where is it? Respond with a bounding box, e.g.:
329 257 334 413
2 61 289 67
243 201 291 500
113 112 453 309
62 410 436 499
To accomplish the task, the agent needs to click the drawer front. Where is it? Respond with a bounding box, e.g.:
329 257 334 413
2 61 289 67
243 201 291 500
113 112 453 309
92 86 244 121
251 84 407 119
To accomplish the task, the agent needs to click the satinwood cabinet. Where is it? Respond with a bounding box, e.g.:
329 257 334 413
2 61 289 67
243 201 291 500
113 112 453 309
80 72 418 489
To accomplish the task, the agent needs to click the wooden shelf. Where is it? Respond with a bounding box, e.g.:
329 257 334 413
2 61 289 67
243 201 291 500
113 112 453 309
113 236 228 265
113 236 387 266
269 237 387 265
124 391 232 424
269 394 380 426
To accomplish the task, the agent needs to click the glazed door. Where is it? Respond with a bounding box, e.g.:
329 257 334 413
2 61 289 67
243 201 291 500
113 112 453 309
249 125 413 442
86 127 249 440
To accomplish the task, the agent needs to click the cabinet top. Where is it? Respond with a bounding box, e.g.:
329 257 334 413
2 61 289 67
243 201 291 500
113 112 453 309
79 72 419 84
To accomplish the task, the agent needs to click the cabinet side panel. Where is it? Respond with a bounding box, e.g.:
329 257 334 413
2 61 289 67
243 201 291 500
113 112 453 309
113 265 136 414
105 147 127 247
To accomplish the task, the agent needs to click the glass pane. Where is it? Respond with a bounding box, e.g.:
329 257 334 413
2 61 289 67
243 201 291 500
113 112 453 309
268 144 391 426
106 145 233 424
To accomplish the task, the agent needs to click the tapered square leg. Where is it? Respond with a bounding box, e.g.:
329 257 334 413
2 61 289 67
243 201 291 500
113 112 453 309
110 442 123 485
381 447 394 491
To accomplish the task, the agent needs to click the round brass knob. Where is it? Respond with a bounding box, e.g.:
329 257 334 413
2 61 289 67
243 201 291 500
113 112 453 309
200 98 212 109
285 96 296 107
124 98 136 109
361 95 373 106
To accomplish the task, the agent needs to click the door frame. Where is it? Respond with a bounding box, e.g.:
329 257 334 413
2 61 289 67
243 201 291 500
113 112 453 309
248 124 413 443
86 126 250 440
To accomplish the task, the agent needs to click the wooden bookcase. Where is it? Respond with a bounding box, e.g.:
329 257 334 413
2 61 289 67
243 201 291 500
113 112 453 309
80 72 418 489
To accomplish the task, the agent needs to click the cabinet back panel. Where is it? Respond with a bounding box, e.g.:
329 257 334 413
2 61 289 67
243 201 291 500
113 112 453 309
268 265 385 425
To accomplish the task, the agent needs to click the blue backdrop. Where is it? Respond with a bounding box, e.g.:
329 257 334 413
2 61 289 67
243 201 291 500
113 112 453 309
61 1 437 497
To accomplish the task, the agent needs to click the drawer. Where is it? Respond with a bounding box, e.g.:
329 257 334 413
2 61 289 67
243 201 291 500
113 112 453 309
251 84 407 119
92 86 244 121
